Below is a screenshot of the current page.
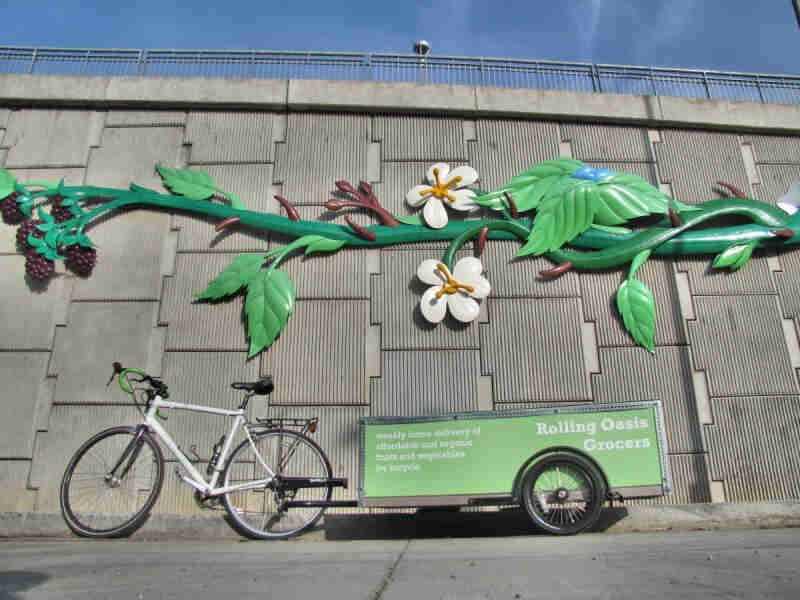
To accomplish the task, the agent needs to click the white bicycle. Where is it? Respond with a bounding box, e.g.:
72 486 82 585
59 362 350 539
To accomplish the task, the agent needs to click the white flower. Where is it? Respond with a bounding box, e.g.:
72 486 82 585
406 163 479 229
417 257 490 323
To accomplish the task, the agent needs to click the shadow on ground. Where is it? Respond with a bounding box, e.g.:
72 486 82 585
0 572 50 600
323 506 629 541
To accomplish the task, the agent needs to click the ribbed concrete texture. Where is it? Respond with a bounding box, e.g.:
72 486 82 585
106 110 187 127
0 353 51 458
86 125 183 191
30 405 143 513
173 164 276 251
261 300 369 406
592 346 703 454
579 258 685 348
3 109 93 168
50 302 160 404
0 255 67 350
687 295 798 397
481 240 581 298
755 164 800 205
370 350 482 416
562 123 652 162
655 130 751 205
705 396 800 502
467 119 560 192
373 248 481 350
626 453 711 505
676 253 776 296
160 252 252 351
159 351 260 457
741 133 800 165
373 115 468 162
185 111 278 164
481 298 591 403
4 79 800 531
274 113 369 205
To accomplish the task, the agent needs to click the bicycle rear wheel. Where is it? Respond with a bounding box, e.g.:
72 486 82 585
221 429 333 539
60 426 164 538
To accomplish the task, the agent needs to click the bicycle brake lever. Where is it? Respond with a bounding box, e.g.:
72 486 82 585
106 361 123 387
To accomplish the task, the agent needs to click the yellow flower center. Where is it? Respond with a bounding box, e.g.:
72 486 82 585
434 263 474 298
421 168 462 204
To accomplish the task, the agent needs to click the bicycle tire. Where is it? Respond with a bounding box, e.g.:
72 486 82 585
221 429 333 540
60 426 165 538
520 453 606 536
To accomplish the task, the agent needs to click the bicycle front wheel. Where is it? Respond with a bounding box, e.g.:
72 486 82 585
221 429 333 539
59 426 165 538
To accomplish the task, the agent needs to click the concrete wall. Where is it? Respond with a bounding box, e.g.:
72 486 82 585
2 75 800 521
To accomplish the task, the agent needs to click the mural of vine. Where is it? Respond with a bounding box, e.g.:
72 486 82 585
2 158 799 358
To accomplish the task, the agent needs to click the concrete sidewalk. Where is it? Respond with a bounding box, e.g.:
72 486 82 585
3 501 800 541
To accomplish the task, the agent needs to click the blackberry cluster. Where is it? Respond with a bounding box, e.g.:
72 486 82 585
50 195 73 224
65 245 97 277
1 193 24 225
25 250 55 281
16 219 44 254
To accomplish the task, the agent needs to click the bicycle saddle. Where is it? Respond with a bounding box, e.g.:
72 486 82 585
231 376 274 395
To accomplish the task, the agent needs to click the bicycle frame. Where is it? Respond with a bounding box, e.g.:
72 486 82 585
143 395 275 496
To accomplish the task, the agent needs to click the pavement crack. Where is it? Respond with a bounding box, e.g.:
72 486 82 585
367 539 411 600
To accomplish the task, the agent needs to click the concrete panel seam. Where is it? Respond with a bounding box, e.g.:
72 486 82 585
767 253 781 273
366 249 380 275
781 318 800 371
581 320 600 375
273 113 288 143
53 278 74 326
87 111 106 151
674 269 695 320
692 370 712 425
463 120 476 142
366 325 381 378
741 142 761 185
709 479 726 503
147 326 167 377
33 375 56 434
160 230 179 276
558 140 573 158
477 375 493 411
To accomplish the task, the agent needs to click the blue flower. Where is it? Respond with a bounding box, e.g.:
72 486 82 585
570 166 614 182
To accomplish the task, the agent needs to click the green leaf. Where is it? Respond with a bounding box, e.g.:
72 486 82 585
196 254 266 300
156 164 246 210
616 278 656 353
589 223 633 235
156 164 216 201
0 169 15 199
628 249 652 280
712 242 757 271
77 234 95 248
514 182 595 257
396 215 424 226
44 227 60 249
244 269 295 358
304 236 347 255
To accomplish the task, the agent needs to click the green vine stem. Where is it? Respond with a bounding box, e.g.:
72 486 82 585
46 185 800 264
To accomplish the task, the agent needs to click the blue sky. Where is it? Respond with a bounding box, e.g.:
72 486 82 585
4 1 800 75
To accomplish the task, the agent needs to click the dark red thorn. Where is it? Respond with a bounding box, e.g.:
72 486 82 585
503 191 519 219
344 216 376 242
772 229 794 239
215 216 240 232
716 181 746 199
274 195 300 222
669 208 681 227
476 227 489 257
540 261 573 278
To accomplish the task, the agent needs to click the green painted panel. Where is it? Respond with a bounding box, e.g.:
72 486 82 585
361 403 667 500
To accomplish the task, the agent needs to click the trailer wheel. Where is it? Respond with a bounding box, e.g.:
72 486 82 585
521 453 606 535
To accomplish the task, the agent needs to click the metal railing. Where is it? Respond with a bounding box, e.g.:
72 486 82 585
2 46 800 105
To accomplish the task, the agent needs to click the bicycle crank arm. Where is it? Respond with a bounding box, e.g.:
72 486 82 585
278 476 348 490
283 499 359 508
